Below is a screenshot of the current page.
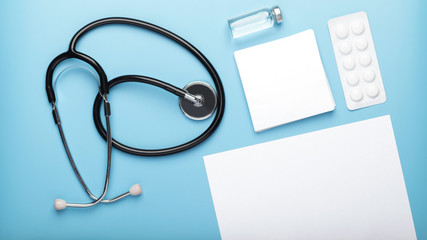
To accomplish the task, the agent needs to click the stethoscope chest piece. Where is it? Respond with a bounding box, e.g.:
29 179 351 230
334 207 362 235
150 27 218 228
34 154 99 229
180 81 217 120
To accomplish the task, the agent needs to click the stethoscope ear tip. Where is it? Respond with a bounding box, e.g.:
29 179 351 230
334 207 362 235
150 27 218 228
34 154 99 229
129 184 142 196
54 199 67 210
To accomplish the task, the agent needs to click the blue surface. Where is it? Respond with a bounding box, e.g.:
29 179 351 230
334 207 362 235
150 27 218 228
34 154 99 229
0 0 426 239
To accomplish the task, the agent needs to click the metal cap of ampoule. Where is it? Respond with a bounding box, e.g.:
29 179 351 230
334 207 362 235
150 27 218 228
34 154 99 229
272 6 283 23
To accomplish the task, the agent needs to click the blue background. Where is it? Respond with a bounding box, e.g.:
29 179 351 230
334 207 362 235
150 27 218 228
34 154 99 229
0 0 426 239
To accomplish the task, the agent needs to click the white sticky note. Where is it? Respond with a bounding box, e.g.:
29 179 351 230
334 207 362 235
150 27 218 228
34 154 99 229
204 116 416 240
234 29 335 132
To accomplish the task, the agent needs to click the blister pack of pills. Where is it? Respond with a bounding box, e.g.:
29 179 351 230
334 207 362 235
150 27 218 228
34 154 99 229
328 11 386 110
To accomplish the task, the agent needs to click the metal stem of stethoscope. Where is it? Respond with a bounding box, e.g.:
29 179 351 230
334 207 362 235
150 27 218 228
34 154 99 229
52 95 141 210
184 93 203 105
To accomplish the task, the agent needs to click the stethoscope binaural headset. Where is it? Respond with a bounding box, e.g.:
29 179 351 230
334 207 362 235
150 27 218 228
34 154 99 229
46 17 225 210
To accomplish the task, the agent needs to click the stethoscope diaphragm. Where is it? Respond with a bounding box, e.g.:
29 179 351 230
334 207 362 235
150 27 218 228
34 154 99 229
179 81 217 120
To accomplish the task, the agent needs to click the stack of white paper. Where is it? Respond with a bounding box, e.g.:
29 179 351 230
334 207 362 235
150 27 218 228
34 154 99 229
234 30 335 132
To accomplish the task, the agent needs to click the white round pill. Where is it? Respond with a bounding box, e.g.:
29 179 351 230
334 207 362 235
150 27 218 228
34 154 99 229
363 69 376 82
366 85 379 98
342 57 356 70
351 21 365 35
350 88 363 102
355 38 368 51
359 53 372 66
346 72 359 86
339 40 352 55
335 24 349 39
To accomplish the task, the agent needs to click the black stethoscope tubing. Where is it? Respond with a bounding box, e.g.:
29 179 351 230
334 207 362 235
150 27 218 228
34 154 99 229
46 17 225 157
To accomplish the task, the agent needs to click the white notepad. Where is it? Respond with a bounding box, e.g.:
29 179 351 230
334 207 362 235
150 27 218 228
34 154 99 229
204 116 416 240
234 29 335 132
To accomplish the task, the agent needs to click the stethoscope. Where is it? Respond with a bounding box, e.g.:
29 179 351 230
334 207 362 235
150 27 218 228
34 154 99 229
46 17 225 210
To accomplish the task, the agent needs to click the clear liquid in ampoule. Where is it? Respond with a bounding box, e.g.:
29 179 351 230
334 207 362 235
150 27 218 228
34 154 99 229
228 6 283 39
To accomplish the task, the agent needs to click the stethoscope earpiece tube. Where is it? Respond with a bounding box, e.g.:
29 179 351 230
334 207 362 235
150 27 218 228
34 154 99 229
52 96 142 211
46 17 224 210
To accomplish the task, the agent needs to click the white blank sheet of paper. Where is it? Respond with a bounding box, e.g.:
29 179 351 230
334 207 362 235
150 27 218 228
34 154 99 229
204 116 416 240
234 29 335 132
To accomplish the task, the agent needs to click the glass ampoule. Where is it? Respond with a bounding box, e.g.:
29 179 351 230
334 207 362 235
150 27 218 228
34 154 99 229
228 6 283 39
